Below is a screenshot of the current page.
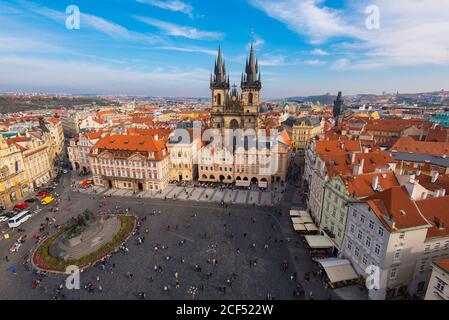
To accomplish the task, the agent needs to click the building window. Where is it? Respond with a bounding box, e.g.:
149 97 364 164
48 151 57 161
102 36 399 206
366 236 371 248
350 224 355 234
390 268 398 280
369 220 374 230
362 254 368 265
375 243 381 256
394 249 401 261
357 230 363 241
360 215 366 223
378 227 384 237
347 240 353 250
436 279 446 293
355 247 360 257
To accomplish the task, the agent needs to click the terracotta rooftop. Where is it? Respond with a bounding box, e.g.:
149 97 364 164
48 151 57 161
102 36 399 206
93 135 167 159
416 196 449 239
365 186 430 232
435 259 449 274
316 140 361 156
345 172 400 198
391 136 449 157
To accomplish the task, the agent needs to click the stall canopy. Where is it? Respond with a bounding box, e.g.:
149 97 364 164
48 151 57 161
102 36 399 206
305 235 334 249
301 216 314 223
305 223 319 232
318 258 359 284
291 217 303 224
293 224 306 232
235 180 250 187
299 211 311 218
290 210 301 217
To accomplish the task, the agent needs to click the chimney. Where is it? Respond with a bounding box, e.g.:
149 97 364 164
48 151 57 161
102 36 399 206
154 134 159 141
431 171 439 183
351 152 356 164
358 158 365 174
340 142 345 150
372 175 379 191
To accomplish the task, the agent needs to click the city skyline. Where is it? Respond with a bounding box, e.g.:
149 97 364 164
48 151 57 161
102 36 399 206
1 0 449 98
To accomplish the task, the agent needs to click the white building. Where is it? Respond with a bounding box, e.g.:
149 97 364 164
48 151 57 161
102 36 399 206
425 259 449 300
342 186 431 300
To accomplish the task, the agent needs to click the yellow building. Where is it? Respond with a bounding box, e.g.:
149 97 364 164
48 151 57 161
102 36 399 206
282 116 323 153
0 135 29 209
46 117 65 157
7 136 53 191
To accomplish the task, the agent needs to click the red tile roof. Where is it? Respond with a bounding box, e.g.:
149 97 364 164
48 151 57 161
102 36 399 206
435 259 449 274
391 136 449 156
365 186 430 232
93 135 167 160
345 172 400 198
416 196 449 239
316 140 361 156
354 151 397 172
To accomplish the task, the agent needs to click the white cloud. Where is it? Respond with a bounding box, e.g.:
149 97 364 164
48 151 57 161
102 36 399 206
0 55 209 96
304 59 326 65
259 54 299 66
331 58 350 70
157 46 217 56
134 16 224 40
137 0 194 18
20 2 162 44
250 0 449 67
310 48 328 56
247 34 265 50
249 0 362 44
0 36 62 53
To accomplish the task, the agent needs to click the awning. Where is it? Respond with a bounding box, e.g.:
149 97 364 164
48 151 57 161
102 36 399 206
235 180 250 187
305 223 319 232
301 216 313 223
293 223 306 231
291 217 303 224
305 235 334 249
318 258 359 284
290 210 301 217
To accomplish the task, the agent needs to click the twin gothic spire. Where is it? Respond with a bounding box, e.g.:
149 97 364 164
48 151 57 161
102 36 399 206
210 44 261 90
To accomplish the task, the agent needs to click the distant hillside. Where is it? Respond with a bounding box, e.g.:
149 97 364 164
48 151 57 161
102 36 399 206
285 94 336 105
0 95 111 114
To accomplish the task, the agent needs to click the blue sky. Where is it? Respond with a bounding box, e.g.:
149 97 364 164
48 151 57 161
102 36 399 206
0 0 449 98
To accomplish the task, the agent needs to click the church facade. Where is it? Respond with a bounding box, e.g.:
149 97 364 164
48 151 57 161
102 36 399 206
198 45 290 188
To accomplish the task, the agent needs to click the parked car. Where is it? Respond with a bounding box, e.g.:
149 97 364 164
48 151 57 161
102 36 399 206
25 198 38 203
35 191 49 197
0 215 8 223
41 196 55 205
14 203 29 210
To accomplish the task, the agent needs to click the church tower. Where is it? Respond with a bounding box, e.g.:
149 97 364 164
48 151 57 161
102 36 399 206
210 46 229 114
241 43 262 114
209 45 261 132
